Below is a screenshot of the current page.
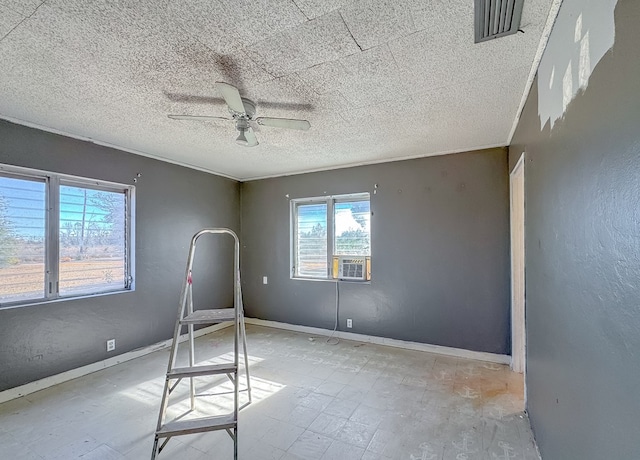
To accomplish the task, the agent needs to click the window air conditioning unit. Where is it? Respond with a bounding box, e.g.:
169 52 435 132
332 255 371 281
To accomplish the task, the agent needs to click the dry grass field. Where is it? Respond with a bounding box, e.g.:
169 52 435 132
0 259 124 302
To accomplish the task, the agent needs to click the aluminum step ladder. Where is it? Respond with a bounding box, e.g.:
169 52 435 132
151 228 251 460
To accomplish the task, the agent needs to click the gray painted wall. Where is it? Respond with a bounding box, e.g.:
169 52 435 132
0 120 239 391
510 1 640 458
241 149 511 354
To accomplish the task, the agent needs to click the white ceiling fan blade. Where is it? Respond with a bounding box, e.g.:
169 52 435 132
215 81 246 114
168 115 231 121
244 127 259 147
249 120 261 132
256 117 311 131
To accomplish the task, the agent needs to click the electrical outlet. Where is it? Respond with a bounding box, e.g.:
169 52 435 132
346 319 353 328
106 339 116 352
263 276 268 284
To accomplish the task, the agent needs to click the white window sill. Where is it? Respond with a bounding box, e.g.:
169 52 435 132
290 277 371 285
0 288 135 311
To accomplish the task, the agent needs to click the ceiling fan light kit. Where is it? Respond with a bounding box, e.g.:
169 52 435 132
235 129 248 146
168 82 311 148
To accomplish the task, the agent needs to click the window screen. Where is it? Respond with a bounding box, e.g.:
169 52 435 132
59 185 127 296
334 200 370 256
295 203 328 278
0 176 46 303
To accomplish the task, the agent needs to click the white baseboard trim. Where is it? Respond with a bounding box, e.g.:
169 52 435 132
245 317 510 365
0 322 233 404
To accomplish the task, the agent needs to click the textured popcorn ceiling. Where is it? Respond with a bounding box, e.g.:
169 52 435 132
0 0 554 180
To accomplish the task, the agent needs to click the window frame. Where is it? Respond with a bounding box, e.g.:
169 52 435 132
0 163 135 309
290 192 370 281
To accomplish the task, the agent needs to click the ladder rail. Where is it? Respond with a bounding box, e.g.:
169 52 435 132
239 293 252 402
233 234 240 460
153 233 198 441
188 282 196 410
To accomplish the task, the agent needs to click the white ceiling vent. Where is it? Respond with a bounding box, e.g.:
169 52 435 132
474 0 525 43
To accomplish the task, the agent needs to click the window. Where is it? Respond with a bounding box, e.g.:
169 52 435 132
295 202 328 278
58 184 128 297
292 193 370 279
0 175 46 303
0 164 134 307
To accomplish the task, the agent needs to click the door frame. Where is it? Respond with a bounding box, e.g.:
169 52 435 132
510 153 526 376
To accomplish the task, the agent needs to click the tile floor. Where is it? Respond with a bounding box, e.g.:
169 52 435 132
0 325 540 459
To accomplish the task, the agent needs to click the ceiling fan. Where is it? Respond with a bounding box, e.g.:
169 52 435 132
168 82 311 147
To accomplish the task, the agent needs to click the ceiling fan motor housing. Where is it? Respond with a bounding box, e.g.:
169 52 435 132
230 98 256 119
235 118 250 131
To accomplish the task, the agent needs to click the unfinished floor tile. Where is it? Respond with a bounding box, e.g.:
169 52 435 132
321 438 366 460
0 325 537 459
288 430 333 459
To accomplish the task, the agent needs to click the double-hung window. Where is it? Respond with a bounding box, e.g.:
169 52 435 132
0 164 134 307
292 193 370 280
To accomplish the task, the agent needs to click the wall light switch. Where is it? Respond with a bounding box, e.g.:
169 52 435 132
263 276 268 284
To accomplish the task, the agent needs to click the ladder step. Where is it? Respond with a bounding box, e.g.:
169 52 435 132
181 309 235 325
168 363 237 379
156 414 236 438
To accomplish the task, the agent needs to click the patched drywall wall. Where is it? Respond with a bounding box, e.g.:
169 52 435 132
241 148 511 354
537 0 618 129
0 120 239 391
510 0 640 458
